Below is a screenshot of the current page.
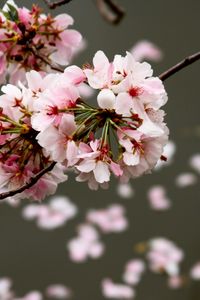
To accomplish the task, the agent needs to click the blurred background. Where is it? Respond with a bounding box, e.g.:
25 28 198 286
0 0 200 299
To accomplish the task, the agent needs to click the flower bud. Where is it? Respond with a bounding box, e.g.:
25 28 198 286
97 89 115 109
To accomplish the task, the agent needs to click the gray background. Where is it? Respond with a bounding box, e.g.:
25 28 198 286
0 0 200 299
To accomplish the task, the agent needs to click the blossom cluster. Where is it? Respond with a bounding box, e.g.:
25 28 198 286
22 195 77 230
0 46 168 200
0 0 82 84
147 238 184 279
102 259 146 299
0 277 72 300
67 204 128 262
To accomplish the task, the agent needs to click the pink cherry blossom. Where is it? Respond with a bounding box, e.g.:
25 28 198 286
67 224 104 262
0 278 13 300
0 1 82 84
0 49 168 195
14 291 42 300
189 153 200 173
117 183 135 199
123 259 146 286
76 140 123 186
190 262 200 280
147 238 184 276
175 172 198 188
167 275 184 289
22 195 77 230
147 185 171 211
84 50 112 89
86 204 128 233
45 285 72 299
102 279 135 299
120 129 168 182
130 40 163 62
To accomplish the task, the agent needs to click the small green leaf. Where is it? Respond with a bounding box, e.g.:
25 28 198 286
1 3 19 22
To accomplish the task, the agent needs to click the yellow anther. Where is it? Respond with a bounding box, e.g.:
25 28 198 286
32 25 38 31
28 144 33 150
20 124 30 134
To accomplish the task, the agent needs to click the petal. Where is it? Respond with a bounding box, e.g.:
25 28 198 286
76 159 96 173
54 13 74 29
93 161 110 183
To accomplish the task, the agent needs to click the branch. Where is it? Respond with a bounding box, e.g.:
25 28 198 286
43 0 125 24
43 0 73 9
0 162 56 201
95 0 125 24
30 48 64 73
159 51 200 81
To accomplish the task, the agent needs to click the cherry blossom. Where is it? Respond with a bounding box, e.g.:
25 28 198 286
86 204 128 233
175 172 198 188
0 278 13 300
45 285 72 299
123 259 146 286
189 153 200 174
167 275 184 289
14 291 42 300
67 224 104 262
0 1 82 84
0 48 168 196
130 40 163 62
147 238 184 277
102 279 135 299
22 195 77 230
116 183 134 199
190 262 200 280
147 185 171 211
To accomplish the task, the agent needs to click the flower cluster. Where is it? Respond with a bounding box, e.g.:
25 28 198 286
102 259 146 299
0 49 168 200
123 259 145 286
68 224 105 262
0 0 82 84
0 277 72 300
22 195 77 230
102 279 135 299
67 204 128 262
147 238 184 277
86 204 128 233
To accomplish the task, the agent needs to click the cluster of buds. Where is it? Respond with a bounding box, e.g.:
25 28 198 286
0 49 168 200
0 0 82 84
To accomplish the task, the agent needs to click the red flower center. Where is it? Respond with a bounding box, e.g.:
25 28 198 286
129 87 143 97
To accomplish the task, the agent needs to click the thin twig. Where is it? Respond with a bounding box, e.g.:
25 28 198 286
43 0 125 24
95 0 125 24
0 162 56 200
43 0 73 9
30 48 64 73
159 51 200 81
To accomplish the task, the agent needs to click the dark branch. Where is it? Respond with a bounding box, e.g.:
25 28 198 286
43 0 73 9
159 51 200 81
0 162 56 201
43 0 125 24
95 0 125 24
30 48 64 73
36 54 64 73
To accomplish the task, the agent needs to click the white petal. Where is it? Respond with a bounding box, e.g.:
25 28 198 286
97 89 115 109
76 160 96 173
93 161 110 183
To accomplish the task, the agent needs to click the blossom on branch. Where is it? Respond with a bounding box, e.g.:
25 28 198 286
0 50 169 199
0 0 82 84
